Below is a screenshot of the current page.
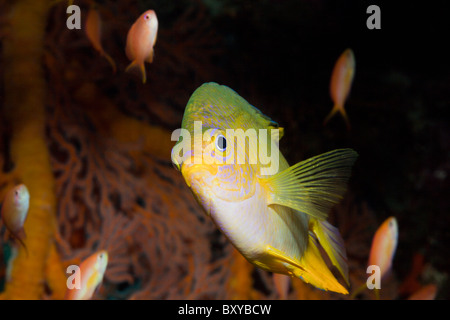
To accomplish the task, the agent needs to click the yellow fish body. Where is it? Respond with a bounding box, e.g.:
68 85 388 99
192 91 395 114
172 83 358 294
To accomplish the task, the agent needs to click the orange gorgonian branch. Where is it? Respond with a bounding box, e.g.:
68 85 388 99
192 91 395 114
0 0 65 299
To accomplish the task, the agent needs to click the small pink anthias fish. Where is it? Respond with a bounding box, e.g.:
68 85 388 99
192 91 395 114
368 216 398 279
324 48 355 130
125 10 158 84
85 5 116 73
65 250 108 300
0 184 30 252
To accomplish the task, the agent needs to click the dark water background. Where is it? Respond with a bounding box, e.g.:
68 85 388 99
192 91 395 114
209 0 450 299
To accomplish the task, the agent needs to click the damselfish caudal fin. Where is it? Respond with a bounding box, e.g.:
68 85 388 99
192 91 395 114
312 219 349 285
125 60 147 84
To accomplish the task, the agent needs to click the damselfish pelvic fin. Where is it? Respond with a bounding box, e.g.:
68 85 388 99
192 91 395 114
312 219 349 285
265 245 305 270
125 60 147 84
265 240 348 294
263 148 358 220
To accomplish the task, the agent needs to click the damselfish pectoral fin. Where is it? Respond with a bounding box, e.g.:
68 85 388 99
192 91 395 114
262 148 358 221
312 219 349 285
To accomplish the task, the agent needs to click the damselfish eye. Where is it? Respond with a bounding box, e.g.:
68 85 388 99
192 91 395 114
215 134 227 152
144 14 150 20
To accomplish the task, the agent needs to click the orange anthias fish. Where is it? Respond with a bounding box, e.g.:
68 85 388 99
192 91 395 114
368 216 398 279
85 5 116 73
125 10 158 84
65 250 108 300
324 48 355 130
350 216 398 299
0 184 30 252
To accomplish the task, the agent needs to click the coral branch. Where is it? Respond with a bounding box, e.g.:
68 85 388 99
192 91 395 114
1 0 58 299
45 243 68 299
